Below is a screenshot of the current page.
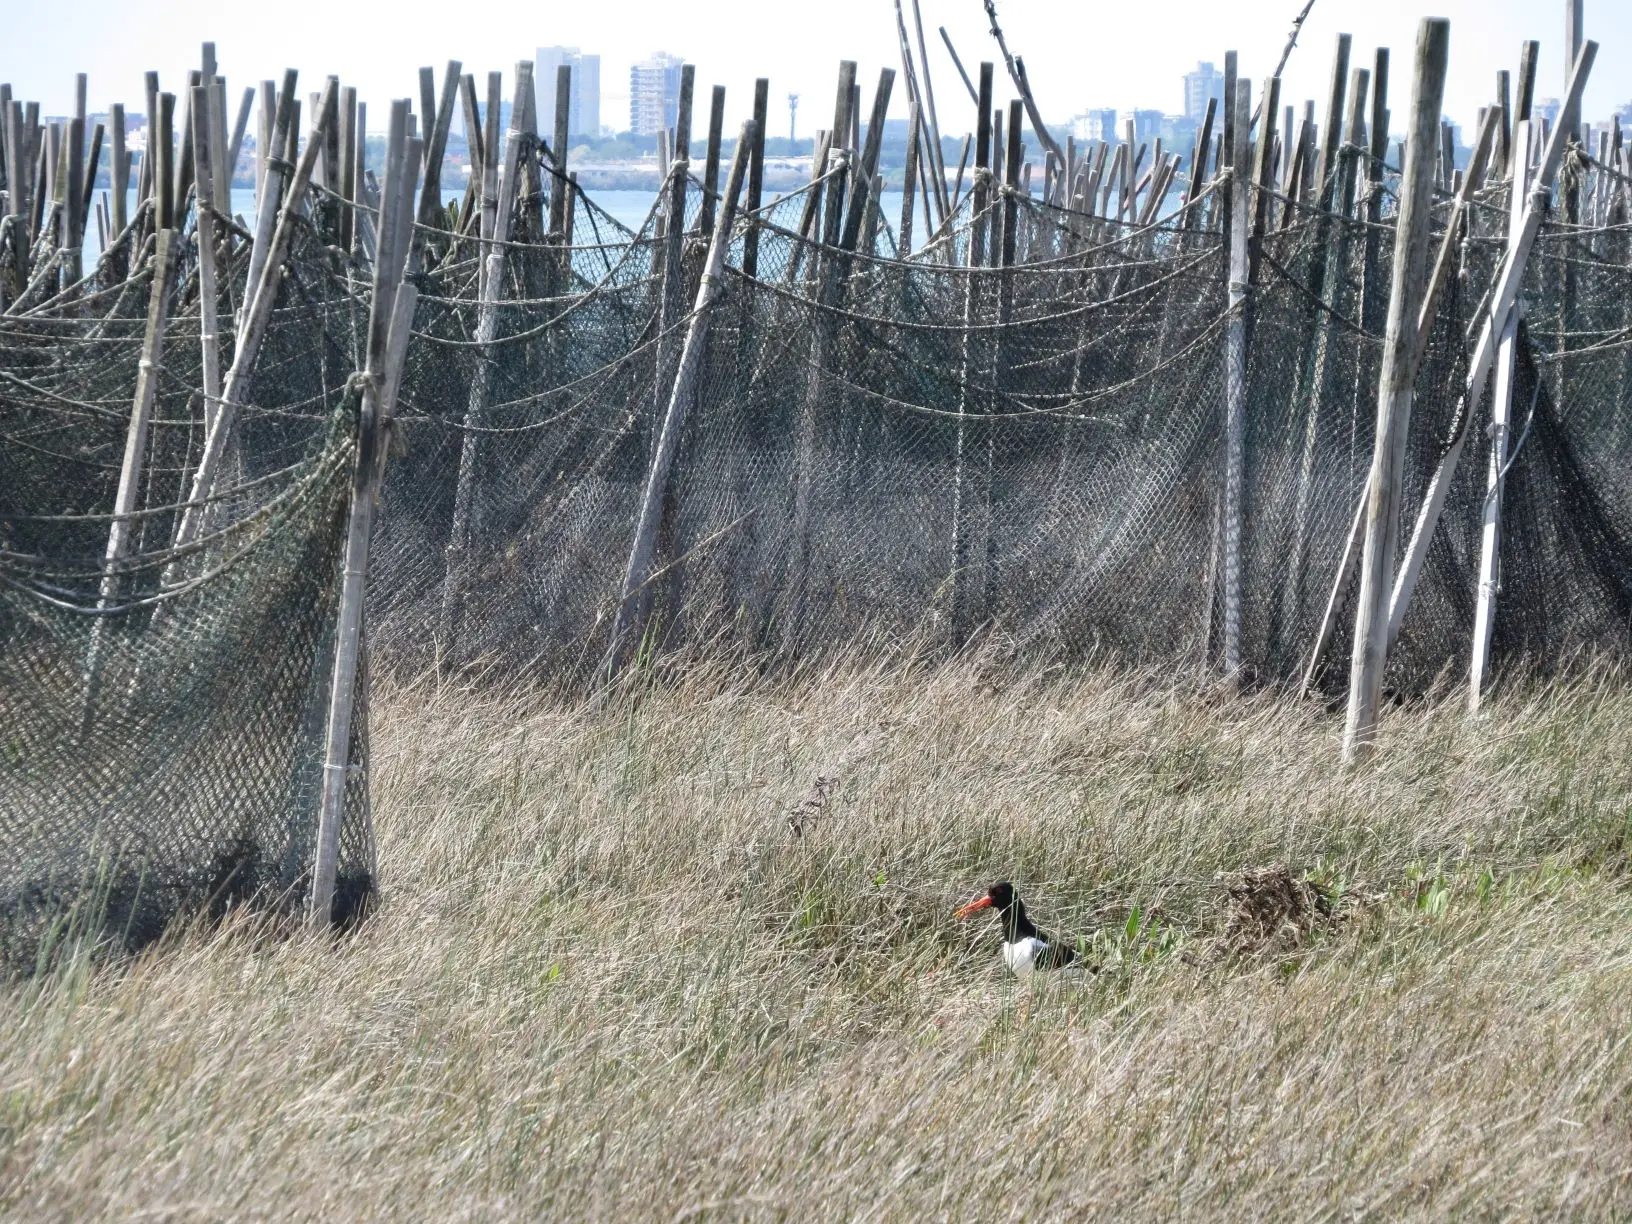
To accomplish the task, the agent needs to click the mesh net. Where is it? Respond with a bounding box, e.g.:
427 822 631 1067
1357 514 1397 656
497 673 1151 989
373 161 1632 696
7 137 1632 964
1 225 373 970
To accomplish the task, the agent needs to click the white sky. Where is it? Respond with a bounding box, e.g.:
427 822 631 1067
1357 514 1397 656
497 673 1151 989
6 0 1631 137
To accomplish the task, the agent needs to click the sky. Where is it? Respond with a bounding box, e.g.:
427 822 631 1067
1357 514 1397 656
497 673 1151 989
5 0 1631 139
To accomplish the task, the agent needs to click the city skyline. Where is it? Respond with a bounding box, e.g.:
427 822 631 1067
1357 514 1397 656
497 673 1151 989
535 45 602 138
8 0 1632 140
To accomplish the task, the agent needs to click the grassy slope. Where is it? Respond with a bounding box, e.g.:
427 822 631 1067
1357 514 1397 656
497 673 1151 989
5 659 1632 1220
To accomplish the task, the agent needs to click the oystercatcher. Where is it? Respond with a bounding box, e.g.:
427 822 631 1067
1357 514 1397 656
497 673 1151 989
954 881 1077 975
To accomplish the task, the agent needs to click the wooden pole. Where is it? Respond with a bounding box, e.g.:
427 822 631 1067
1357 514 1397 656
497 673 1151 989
1342 17 1449 762
172 77 334 556
1222 77 1251 681
337 86 357 251
225 86 253 190
549 63 572 237
1469 118 1534 714
417 60 462 232
840 70 893 254
62 114 85 288
480 71 502 241
1313 35 1352 209
699 84 725 236
909 0 950 219
742 78 768 277
191 85 223 444
80 229 179 725
352 102 368 257
1384 41 1596 648
110 104 128 235
155 92 174 232
822 63 855 248
311 100 419 928
243 72 297 321
441 116 523 641
899 100 922 254
607 121 755 670
971 64 993 264
651 64 694 432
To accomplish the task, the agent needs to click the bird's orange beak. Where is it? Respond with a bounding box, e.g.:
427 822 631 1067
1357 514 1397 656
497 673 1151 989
953 895 993 919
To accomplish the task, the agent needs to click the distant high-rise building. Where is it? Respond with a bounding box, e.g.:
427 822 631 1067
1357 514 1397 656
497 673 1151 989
1121 109 1165 149
1183 62 1223 122
1533 96 1562 129
630 53 684 137
1071 108 1118 143
535 46 602 139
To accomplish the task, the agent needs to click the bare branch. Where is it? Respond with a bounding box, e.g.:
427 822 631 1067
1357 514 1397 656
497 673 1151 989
979 0 1066 167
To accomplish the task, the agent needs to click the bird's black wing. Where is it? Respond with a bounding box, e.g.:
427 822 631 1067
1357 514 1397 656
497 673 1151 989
1036 933 1075 970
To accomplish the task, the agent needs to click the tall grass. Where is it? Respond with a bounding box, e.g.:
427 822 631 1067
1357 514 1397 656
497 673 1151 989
5 657 1632 1219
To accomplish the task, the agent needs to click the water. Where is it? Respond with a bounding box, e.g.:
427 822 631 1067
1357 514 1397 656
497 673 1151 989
82 187 925 260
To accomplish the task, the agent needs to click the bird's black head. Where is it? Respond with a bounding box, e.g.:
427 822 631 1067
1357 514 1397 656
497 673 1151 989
953 881 1034 940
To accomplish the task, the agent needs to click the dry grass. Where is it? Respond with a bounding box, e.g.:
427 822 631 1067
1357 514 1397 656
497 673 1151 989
6 656 1632 1220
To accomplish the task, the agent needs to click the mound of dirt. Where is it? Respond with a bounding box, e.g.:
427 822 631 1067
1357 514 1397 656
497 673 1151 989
1214 865 1338 960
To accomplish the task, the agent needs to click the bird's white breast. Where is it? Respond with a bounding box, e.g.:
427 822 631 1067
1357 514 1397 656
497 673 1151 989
1002 937 1046 975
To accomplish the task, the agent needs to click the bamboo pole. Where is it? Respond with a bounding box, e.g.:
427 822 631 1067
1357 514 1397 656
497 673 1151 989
456 73 481 232
1342 17 1449 762
171 77 335 557
784 129 831 284
607 120 755 671
650 63 694 450
311 100 419 928
441 119 523 641
1222 77 1251 680
80 228 179 726
1384 40 1596 649
353 102 368 257
1469 118 1534 714
908 0 949 222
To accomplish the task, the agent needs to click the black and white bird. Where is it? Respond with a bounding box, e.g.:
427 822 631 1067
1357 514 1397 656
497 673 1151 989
954 881 1077 975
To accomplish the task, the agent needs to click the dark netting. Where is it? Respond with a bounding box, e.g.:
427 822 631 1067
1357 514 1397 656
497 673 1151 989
369 155 1632 698
9 122 1632 965
1 222 373 971
373 181 1236 684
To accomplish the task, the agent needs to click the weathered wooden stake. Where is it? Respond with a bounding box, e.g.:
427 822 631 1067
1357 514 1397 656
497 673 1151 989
1342 17 1449 762
549 64 572 237
173 77 333 556
191 85 223 443
1385 40 1596 647
699 84 725 236
1222 77 1251 680
742 78 769 277
1469 118 1534 713
80 229 179 726
311 100 419 928
417 61 462 234
606 120 755 672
